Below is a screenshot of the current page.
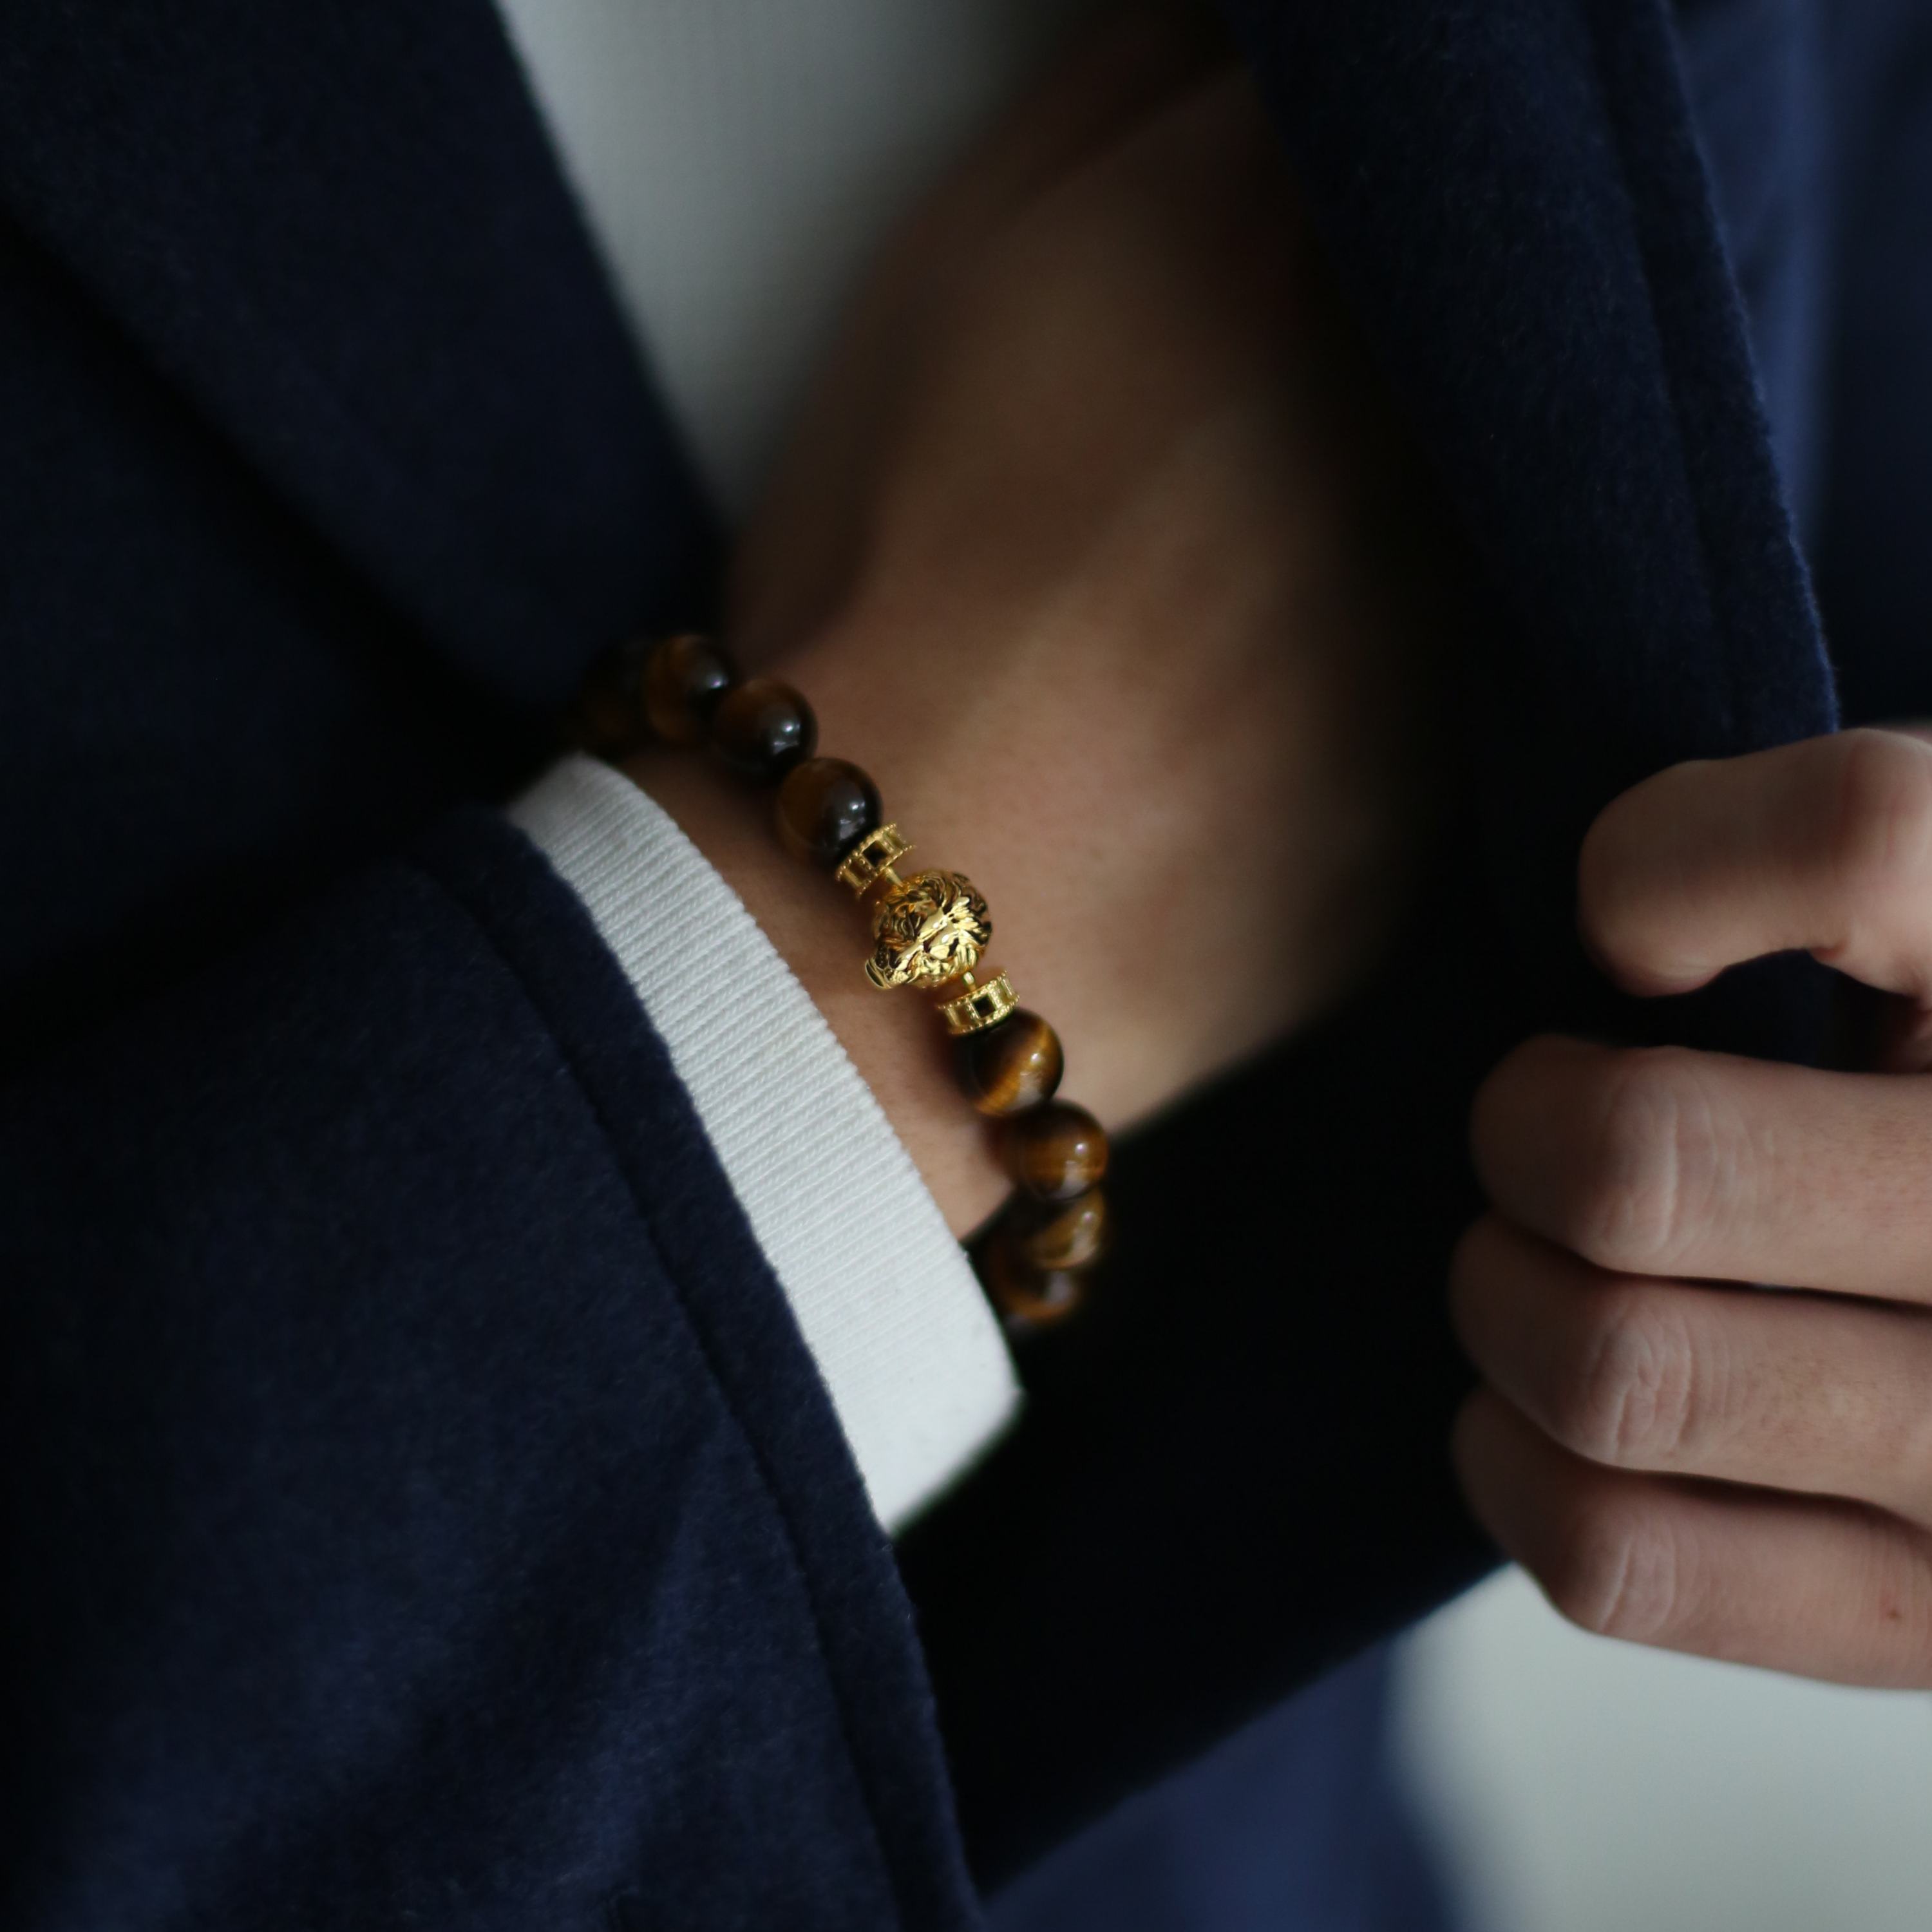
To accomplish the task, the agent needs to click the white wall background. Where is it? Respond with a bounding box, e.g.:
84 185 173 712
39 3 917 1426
1393 1567 1932 1932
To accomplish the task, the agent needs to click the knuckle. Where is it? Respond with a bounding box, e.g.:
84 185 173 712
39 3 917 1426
1555 1287 1698 1468
1540 1492 1687 1645
1557 1048 1712 1275
1828 730 1932 905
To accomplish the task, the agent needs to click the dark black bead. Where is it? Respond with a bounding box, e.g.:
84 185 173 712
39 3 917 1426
775 758 883 867
710 677 819 782
569 635 654 755
643 633 737 745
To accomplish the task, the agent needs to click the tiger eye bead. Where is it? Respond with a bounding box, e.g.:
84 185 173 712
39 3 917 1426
775 757 883 867
955 1011 1063 1117
571 634 654 755
975 1233 1088 1332
1005 1188 1109 1272
643 632 737 745
710 676 818 782
1001 1100 1108 1203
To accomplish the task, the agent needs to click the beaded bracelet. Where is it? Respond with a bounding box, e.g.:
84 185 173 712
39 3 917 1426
573 631 1108 1335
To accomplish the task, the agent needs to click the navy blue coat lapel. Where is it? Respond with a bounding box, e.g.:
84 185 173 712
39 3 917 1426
0 0 714 707
1228 0 1837 988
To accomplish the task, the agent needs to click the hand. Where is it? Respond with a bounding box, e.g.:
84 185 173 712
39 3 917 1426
630 14 1453 1234
1454 727 1932 1683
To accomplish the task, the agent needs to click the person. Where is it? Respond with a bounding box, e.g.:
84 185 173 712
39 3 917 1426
0 10 1466 1924
2 2 1926 1929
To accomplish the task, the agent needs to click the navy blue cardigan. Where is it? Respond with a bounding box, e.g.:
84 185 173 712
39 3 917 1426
1 0 1922 1923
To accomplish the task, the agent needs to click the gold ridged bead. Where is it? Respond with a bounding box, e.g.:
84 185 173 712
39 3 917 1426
833 822 913 897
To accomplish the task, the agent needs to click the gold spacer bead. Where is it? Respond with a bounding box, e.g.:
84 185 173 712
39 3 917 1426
937 971 1018 1036
833 822 913 898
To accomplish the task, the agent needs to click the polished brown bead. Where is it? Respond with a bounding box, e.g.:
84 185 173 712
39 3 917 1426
710 676 818 782
1001 1100 1108 1202
569 634 654 755
774 757 883 867
975 1231 1088 1333
1005 1187 1109 1272
954 1010 1063 1116
643 632 737 745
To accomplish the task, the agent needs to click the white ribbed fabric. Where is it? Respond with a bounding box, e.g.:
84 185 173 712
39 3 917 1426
509 756 1019 1532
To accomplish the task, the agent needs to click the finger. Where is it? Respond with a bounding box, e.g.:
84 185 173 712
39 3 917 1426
1450 1215 1932 1521
1453 1388 1932 1685
1472 1035 1932 1300
1580 728 1932 1002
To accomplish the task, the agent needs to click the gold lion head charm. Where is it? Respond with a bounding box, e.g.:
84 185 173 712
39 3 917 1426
864 869 991 990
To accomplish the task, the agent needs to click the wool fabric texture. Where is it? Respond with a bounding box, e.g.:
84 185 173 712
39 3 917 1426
2 0 1927 1922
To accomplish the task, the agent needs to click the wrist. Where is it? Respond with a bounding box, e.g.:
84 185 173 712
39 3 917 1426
620 742 1010 1238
